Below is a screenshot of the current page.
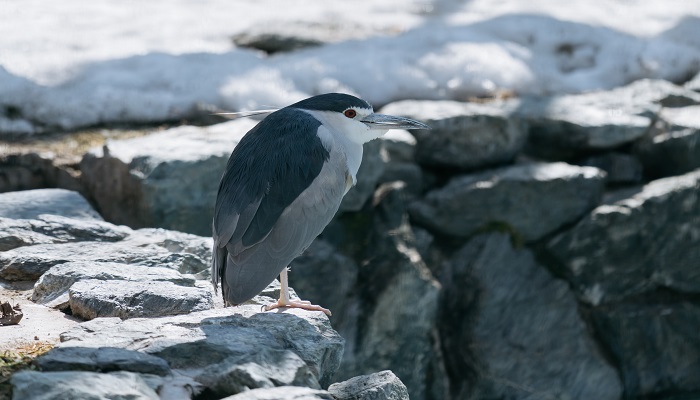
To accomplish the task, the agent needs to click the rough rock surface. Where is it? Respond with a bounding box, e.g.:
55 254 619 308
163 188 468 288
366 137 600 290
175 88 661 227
0 151 83 194
581 152 643 184
381 100 527 170
68 279 213 320
34 346 171 376
222 386 335 400
0 188 101 221
440 233 622 400
546 168 700 305
11 370 159 400
329 370 409 400
410 162 606 241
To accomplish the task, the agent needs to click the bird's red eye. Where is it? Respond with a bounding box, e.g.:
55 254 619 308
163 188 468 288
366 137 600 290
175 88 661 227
344 109 357 118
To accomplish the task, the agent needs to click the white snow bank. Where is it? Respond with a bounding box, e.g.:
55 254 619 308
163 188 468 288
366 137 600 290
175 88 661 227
1 0 699 134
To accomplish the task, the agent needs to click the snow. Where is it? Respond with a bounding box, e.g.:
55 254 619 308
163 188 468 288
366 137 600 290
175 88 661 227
1 0 700 135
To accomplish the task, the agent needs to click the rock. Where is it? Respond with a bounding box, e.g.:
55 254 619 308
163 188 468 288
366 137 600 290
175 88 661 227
581 152 643 184
32 261 196 309
0 214 132 251
410 162 606 242
34 346 171 376
68 279 213 320
591 298 700 399
80 120 255 236
546 169 700 305
439 233 622 399
340 140 386 212
687 71 700 92
59 306 344 391
522 79 700 159
197 348 321 398
634 105 700 178
380 130 416 163
222 386 334 400
329 370 409 400
380 99 527 171
0 188 101 221
232 20 382 54
0 152 83 194
11 370 159 400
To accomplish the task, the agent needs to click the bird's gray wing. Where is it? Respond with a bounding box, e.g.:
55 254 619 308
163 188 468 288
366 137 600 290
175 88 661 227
211 108 329 290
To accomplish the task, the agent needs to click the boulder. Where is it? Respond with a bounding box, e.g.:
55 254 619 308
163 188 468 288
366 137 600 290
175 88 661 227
68 279 213 320
546 168 700 305
634 105 700 178
380 99 527 171
0 214 131 251
685 70 700 92
34 346 171 376
0 188 101 221
409 162 606 241
222 386 334 400
581 152 643 184
0 152 83 194
329 370 409 400
439 233 622 399
11 370 159 400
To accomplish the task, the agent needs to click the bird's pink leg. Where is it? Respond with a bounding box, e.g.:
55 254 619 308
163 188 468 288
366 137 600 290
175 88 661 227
264 267 332 316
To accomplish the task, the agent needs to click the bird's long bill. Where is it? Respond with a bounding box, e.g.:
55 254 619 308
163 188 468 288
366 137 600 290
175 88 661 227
361 113 430 130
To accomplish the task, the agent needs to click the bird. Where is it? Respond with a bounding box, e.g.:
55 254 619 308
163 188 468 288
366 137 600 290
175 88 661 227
211 93 429 315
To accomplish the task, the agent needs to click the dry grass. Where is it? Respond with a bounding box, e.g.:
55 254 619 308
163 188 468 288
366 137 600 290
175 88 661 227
0 342 54 400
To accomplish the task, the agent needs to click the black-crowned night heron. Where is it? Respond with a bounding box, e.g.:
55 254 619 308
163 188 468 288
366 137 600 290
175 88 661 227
211 93 429 315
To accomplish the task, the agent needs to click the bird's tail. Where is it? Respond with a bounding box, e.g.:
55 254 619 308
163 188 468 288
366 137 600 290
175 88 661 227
211 241 227 299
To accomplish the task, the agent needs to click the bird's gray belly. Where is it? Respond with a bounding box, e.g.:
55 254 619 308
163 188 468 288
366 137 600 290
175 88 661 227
223 151 349 304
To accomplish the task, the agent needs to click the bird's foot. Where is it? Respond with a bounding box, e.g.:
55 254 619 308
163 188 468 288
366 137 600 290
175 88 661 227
264 299 332 316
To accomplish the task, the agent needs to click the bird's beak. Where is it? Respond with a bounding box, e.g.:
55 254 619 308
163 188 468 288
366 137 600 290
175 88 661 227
361 113 430 130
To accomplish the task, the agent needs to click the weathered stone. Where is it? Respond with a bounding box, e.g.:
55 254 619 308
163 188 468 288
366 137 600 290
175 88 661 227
329 370 409 400
380 130 416 163
34 346 171 376
0 152 83 194
546 169 700 305
340 140 386 212
11 370 159 400
59 306 344 389
591 298 700 399
380 99 527 170
222 386 334 400
687 71 700 92
0 188 101 221
0 214 132 251
440 233 622 399
80 120 254 236
122 227 213 273
581 152 643 184
197 348 321 398
32 261 195 308
410 162 606 241
635 106 700 178
68 279 213 320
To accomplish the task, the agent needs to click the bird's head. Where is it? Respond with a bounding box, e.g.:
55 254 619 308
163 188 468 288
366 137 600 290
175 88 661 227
290 93 429 145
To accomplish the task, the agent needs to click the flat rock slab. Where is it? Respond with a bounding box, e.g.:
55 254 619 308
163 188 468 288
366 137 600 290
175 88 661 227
329 370 409 400
34 346 171 376
546 168 700 305
410 162 606 241
380 99 527 170
59 306 344 394
0 188 102 221
68 279 213 320
11 370 159 400
440 233 622 399
222 386 335 400
0 214 132 251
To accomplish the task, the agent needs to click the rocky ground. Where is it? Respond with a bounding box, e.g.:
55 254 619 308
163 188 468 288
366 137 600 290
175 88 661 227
1 75 700 399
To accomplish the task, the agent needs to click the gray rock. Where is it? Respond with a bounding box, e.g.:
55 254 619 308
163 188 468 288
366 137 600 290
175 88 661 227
33 261 195 308
59 306 344 390
232 20 382 54
222 386 334 400
0 152 83 194
440 233 622 400
687 71 700 92
380 99 527 170
80 120 254 236
0 188 102 221
197 348 321 397
68 279 213 320
0 214 132 251
410 162 606 241
581 152 643 184
634 105 700 178
11 370 159 400
591 299 700 399
329 370 409 400
340 140 386 212
380 130 416 163
122 227 213 273
34 346 171 376
546 169 700 305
